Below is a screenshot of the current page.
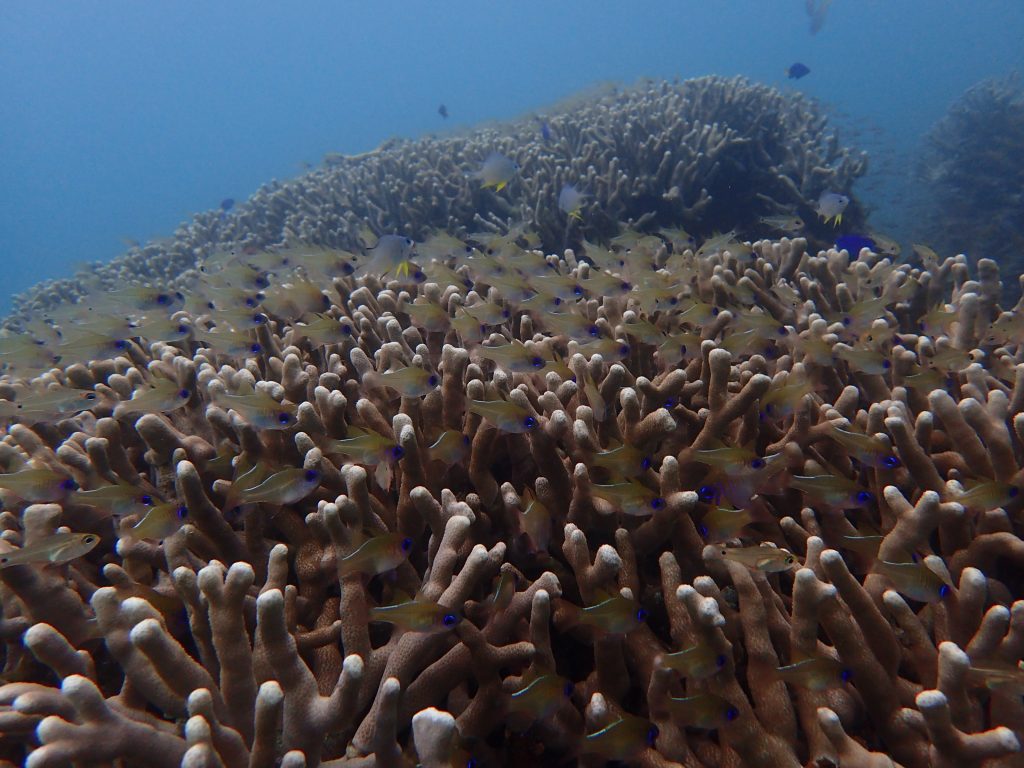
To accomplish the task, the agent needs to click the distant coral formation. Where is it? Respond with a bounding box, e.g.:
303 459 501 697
919 74 1024 283
8 75 865 322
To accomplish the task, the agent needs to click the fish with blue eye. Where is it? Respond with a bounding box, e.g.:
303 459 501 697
834 234 876 255
771 657 851 691
337 532 413 577
573 594 648 634
580 713 659 761
476 341 547 374
955 481 1021 511
872 559 952 603
322 428 405 466
212 389 297 430
363 366 439 399
467 399 538 433
698 505 755 542
786 62 811 79
667 694 739 730
507 674 574 721
114 378 192 416
591 442 653 478
591 480 666 517
0 469 77 503
70 483 156 518
127 502 189 540
828 426 901 469
472 152 519 192
369 600 461 633
719 545 798 572
231 468 322 507
789 474 874 509
658 643 728 680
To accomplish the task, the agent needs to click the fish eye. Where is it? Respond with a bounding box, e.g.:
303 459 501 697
405 238 413 246
60 478 77 491
250 343 263 353
277 411 293 425
501 308 511 318
140 494 153 505
785 556 795 565
840 668 852 682
155 293 170 305
462 435 471 445
716 654 727 668
563 681 574 697
619 344 630 356
882 455 900 469
776 326 787 336
176 505 189 519
573 286 583 296
442 613 459 627
400 537 413 552
84 535 97 543
1 557 8 564
114 340 128 350
245 297 258 308
523 416 538 429
698 524 709 537
85 393 97 401
621 281 632 290
413 270 426 282
650 497 666 510
725 706 740 721
178 389 190 399
882 359 892 369
303 469 321 483
698 485 717 502
176 324 188 334
587 325 599 337
668 297 678 306
255 275 270 289
855 490 873 504
552 296 562 306
938 584 951 598
750 458 766 469
390 446 405 460
1010 487 1020 498
636 607 649 622
428 375 439 386
341 262 355 275
341 324 353 335
646 725 659 745
207 301 216 310
531 357 544 369
842 317 852 326
253 313 267 324
640 457 652 470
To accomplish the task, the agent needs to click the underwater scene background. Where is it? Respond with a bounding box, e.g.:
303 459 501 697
3 3 1024 768
3 0 1022 313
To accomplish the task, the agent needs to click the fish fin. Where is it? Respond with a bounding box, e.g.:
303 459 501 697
495 181 507 192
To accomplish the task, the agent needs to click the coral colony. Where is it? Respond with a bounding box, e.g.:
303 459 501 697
1 76 1023 767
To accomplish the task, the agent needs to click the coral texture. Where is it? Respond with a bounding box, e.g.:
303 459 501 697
1 221 1023 767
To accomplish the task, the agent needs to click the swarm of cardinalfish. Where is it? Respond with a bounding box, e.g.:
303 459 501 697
0 206 1022 766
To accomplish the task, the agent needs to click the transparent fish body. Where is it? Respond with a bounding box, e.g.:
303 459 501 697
293 314 355 346
477 341 547 374
578 594 647 634
213 390 297 430
829 426 900 469
338 533 413 577
956 481 1020 510
467 399 538 433
581 714 658 761
128 502 189 540
790 474 874 509
659 644 728 679
365 366 439 398
591 481 665 517
508 674 574 720
0 532 100 568
0 469 76 503
698 505 754 542
428 430 470 465
873 559 951 603
404 301 450 333
116 378 191 416
667 694 738 730
369 600 460 633
235 468 322 506
518 488 551 551
322 428 404 465
71 483 155 518
719 545 797 572
773 657 850 691
591 442 652 478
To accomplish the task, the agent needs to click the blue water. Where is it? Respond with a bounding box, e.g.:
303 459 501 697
2 1 1022 313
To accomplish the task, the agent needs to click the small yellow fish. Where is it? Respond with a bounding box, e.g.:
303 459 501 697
127 502 189 540
829 426 901 469
955 481 1019 511
873 559 951 603
473 152 519 192
771 657 851 691
0 532 100 568
966 663 1024 696
666 694 739 730
364 366 439 398
427 430 471 465
467 399 538 433
369 600 460 633
575 594 648 634
591 442 653 478
476 341 548 374
580 714 659 761
697 505 754 542
508 674 574 720
835 345 891 376
404 300 450 333
232 468 322 506
518 487 551 552
338 533 413 577
719 545 797 572
213 388 297 430
759 214 805 234
790 474 874 509
322 428 405 465
590 481 666 517
70 483 156 518
114 378 192 416
0 469 77 503
292 314 356 346
658 644 728 680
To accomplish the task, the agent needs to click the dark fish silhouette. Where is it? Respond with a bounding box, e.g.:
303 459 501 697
438 104 449 119
220 198 235 212
787 62 811 79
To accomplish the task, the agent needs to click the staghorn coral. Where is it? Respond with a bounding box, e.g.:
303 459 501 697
7 75 865 323
0 224 1023 767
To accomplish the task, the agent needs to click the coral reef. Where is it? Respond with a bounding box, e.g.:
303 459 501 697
918 74 1024 289
1 221 1023 766
7 75 866 323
